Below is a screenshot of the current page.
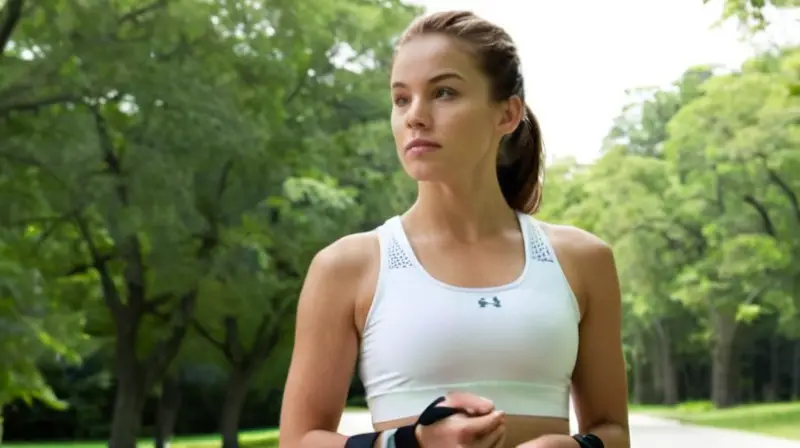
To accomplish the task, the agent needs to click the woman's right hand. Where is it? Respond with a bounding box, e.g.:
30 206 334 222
414 392 507 448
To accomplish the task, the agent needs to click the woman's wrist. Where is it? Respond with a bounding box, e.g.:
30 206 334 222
378 428 398 448
413 424 423 447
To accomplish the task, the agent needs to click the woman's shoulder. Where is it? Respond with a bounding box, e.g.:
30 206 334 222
309 230 381 281
537 220 612 260
535 220 618 315
294 231 382 331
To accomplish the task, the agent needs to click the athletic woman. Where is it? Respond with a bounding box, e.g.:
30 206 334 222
279 10 630 448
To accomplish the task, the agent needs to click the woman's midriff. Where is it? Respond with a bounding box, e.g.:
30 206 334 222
373 414 571 447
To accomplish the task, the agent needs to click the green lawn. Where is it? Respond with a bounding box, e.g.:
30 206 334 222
10 401 799 447
629 400 800 440
2 428 279 448
2 406 374 448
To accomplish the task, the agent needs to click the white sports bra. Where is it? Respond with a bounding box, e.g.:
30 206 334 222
358 212 581 424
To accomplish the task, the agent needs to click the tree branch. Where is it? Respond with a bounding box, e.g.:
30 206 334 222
35 212 74 248
64 252 115 276
743 194 777 237
223 315 244 364
0 0 24 57
284 63 313 105
191 319 226 353
90 104 151 314
620 220 699 255
143 288 198 391
141 228 220 390
143 293 173 314
217 158 234 201
250 293 294 361
72 214 123 314
150 306 228 356
118 0 167 25
766 168 800 225
0 93 80 117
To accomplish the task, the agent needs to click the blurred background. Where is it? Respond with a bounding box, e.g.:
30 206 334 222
1 0 799 447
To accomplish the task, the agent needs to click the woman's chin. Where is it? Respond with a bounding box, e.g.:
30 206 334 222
402 161 451 183
405 168 446 183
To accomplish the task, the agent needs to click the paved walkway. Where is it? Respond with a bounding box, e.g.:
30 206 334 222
337 408 800 448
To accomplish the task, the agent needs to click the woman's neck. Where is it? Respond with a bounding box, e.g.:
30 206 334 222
404 168 518 242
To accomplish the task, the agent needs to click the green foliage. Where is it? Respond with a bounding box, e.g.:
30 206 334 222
544 46 800 407
0 229 91 409
0 0 418 446
707 0 800 30
1 0 418 444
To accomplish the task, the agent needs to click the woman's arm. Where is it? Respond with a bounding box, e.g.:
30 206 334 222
279 233 379 448
521 229 630 448
569 237 630 447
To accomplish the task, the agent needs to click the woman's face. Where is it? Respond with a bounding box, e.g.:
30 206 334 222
390 34 512 183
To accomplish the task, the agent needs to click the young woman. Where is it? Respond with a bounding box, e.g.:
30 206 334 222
279 10 630 448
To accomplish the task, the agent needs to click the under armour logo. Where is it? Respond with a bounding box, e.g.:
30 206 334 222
478 296 501 308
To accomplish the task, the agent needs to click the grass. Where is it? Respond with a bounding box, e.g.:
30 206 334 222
3 406 371 448
3 427 280 448
12 401 797 446
629 400 800 440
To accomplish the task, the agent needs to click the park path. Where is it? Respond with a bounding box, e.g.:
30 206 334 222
337 406 800 448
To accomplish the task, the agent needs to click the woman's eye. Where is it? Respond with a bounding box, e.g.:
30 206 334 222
435 87 456 98
393 95 410 106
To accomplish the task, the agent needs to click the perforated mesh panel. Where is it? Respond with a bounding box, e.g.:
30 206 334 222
388 238 414 269
528 221 555 263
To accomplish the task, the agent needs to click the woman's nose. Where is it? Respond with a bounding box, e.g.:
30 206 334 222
405 98 431 129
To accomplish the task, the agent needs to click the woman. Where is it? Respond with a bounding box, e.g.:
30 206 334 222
279 10 630 448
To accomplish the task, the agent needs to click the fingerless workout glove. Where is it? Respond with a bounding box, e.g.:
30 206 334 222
344 396 467 448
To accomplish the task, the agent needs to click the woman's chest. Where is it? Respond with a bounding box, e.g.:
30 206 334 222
362 285 579 382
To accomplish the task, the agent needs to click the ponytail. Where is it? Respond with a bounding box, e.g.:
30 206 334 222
497 104 545 214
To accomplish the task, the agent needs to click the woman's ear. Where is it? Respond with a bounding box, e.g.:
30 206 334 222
497 95 524 136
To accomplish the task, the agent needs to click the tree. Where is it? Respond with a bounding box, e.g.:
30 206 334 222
0 230 89 442
2 0 420 445
541 46 800 408
705 0 800 31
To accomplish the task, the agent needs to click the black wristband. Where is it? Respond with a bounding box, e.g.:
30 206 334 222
392 426 418 447
572 433 605 448
345 396 467 448
392 396 468 448
344 431 380 448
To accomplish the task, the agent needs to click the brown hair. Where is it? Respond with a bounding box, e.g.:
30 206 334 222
396 10 545 214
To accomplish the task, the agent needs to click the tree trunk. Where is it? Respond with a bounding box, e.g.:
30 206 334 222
220 367 255 448
632 357 644 404
0 405 5 446
631 329 645 404
710 308 736 408
765 333 780 402
649 336 662 402
154 373 183 448
654 321 679 405
109 369 146 448
792 339 800 400
109 311 148 448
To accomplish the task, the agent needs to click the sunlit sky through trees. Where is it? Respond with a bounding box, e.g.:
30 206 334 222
407 0 800 164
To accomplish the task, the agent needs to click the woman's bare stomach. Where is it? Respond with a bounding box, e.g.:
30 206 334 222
373 414 570 447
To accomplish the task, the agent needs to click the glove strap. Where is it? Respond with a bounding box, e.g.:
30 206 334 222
346 396 467 448
572 433 605 448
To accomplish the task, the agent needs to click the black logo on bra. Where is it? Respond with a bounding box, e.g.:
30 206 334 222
478 296 501 308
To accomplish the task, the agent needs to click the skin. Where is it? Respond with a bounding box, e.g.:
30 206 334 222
278 33 630 448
